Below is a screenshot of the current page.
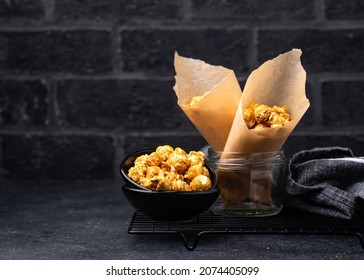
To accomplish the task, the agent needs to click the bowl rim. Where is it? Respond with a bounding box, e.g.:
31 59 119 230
120 149 154 191
120 149 218 193
121 183 219 194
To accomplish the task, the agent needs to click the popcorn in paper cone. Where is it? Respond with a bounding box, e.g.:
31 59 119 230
220 49 310 208
173 52 242 151
223 49 310 153
172 49 310 214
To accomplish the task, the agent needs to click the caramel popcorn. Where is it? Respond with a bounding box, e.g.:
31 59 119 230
243 102 291 129
189 96 203 106
127 145 212 192
189 175 212 191
188 92 209 107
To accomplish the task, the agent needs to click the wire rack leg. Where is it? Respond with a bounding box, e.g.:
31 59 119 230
178 232 204 251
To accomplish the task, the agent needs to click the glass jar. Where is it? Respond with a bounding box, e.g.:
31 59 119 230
205 147 287 217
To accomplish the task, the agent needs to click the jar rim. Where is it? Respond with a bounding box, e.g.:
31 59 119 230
206 147 284 158
205 147 286 170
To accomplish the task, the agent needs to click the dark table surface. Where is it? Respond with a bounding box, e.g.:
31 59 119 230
1 181 364 260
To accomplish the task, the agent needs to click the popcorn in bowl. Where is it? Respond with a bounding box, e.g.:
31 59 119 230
120 146 220 221
127 145 212 192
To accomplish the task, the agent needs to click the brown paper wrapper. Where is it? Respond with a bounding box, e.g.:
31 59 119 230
223 49 310 153
173 52 242 151
219 49 309 206
173 49 309 211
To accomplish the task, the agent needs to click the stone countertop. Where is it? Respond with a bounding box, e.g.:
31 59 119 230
0 181 363 260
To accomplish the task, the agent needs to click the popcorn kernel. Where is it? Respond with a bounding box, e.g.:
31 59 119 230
127 145 212 192
243 102 291 129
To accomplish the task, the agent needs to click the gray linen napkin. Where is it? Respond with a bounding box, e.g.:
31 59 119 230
285 147 364 219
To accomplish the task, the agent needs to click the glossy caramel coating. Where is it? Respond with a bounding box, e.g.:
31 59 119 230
127 145 212 192
243 102 291 129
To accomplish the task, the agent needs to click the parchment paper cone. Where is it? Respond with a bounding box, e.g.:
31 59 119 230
224 49 310 154
173 52 242 151
220 49 310 207
173 50 310 211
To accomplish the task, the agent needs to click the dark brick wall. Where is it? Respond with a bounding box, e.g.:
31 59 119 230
1 0 364 181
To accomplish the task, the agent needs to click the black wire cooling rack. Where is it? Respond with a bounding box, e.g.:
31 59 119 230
128 208 364 251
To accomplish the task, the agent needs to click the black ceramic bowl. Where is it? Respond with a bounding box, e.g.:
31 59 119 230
121 184 219 221
120 150 155 190
120 149 220 221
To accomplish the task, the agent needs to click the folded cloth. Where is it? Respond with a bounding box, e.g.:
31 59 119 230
285 147 364 219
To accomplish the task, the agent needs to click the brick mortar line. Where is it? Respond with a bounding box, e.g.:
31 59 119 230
157 128 364 136
42 0 54 21
252 24 364 30
314 74 364 81
291 129 364 137
117 23 364 31
315 0 326 23
247 28 258 71
308 75 323 127
0 74 176 81
0 130 116 137
182 0 192 21
0 179 118 185
0 26 112 32
0 129 194 135
114 135 125 179
121 131 203 138
1 73 364 81
42 78 57 128
111 23 123 73
110 134 122 180
50 78 61 128
0 129 364 137
0 20 182 29
0 130 204 140
2 22 364 32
